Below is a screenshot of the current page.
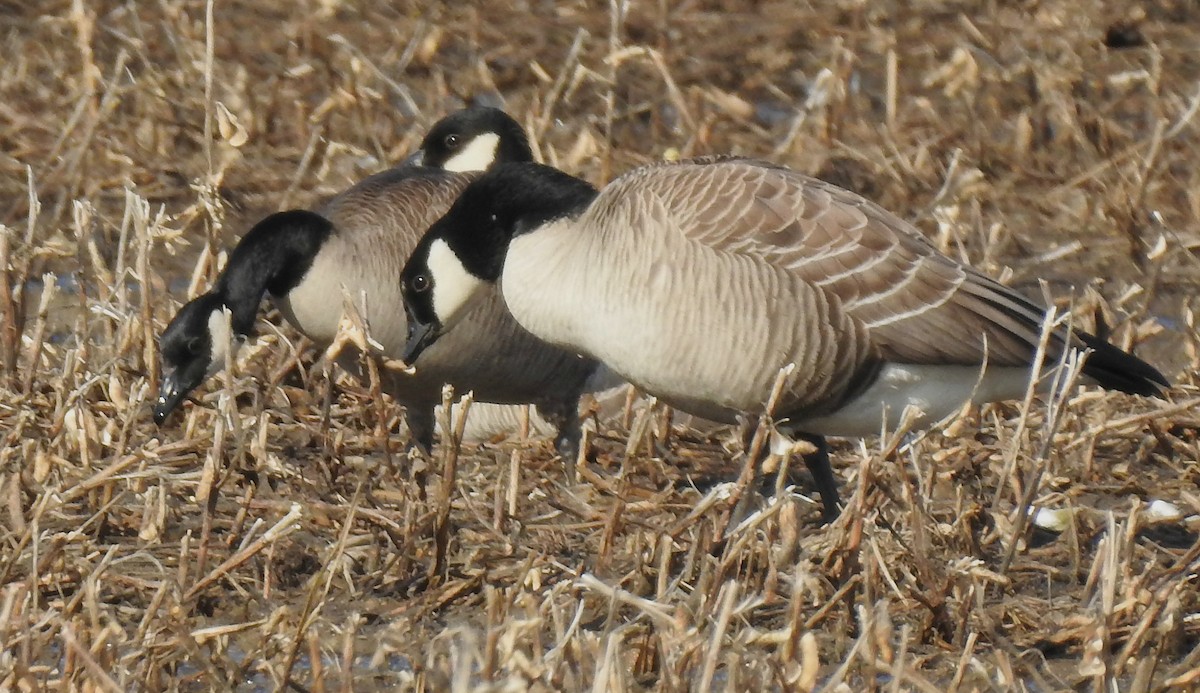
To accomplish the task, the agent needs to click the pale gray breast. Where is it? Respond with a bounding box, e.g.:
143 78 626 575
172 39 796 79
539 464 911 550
280 170 465 352
512 188 871 425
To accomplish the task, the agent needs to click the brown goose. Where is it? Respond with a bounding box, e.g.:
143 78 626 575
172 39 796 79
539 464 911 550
153 109 601 459
397 158 1168 520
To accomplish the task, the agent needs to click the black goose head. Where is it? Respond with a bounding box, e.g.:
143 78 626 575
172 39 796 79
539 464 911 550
399 162 598 365
154 292 230 424
153 210 333 424
412 107 533 171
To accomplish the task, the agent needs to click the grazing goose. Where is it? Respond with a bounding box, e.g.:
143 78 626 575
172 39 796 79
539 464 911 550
398 158 1169 521
153 108 601 461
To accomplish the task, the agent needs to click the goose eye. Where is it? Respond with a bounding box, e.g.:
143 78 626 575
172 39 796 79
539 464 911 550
186 337 203 355
443 133 460 149
411 273 431 293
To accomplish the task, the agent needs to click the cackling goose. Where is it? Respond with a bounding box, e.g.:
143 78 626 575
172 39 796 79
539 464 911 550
398 158 1169 520
154 109 601 461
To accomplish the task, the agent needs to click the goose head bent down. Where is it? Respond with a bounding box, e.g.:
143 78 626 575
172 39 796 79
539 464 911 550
155 210 329 421
401 164 598 361
401 160 1169 522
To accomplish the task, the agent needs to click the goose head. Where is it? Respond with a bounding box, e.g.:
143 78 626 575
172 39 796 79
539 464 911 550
153 210 332 424
408 107 533 172
154 293 243 424
399 162 596 366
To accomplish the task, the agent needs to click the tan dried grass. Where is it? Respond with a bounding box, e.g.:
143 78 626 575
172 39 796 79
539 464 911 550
1 1 1198 690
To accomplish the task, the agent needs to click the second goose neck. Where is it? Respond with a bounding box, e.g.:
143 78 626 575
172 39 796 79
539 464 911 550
213 209 334 335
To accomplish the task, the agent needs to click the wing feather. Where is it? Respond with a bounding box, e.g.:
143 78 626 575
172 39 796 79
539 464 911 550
593 158 1068 369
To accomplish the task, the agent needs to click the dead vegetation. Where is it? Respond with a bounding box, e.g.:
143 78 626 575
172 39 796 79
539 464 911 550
1 0 1199 690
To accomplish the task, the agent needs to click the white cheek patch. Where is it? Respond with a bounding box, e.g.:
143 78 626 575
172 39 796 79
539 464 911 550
441 133 500 172
427 239 483 326
205 306 243 376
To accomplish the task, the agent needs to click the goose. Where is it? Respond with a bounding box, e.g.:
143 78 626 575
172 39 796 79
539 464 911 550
153 108 603 461
397 158 1169 521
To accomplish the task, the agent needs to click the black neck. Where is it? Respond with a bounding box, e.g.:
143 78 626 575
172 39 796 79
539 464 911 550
509 167 598 239
441 163 598 281
213 209 334 335
496 126 533 163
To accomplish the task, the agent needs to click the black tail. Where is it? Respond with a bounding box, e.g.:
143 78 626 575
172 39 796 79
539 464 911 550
1077 332 1169 397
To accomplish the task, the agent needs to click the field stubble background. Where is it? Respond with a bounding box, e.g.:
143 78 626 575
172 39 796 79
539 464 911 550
1 1 1199 690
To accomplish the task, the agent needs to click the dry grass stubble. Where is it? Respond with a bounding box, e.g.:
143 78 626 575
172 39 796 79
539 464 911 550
1 1 1199 690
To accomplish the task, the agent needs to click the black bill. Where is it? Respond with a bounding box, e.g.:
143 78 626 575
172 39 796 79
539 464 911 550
400 150 424 167
402 320 440 366
153 370 188 425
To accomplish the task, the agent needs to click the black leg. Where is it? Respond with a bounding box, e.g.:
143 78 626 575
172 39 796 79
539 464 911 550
538 397 582 485
405 405 435 456
796 433 841 523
